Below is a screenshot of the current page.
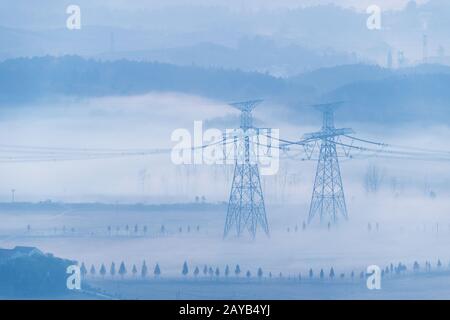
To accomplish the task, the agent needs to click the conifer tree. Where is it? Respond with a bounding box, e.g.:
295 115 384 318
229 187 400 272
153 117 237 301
154 263 161 277
182 261 189 276
80 262 88 277
99 264 106 277
329 267 335 279
225 265 230 277
110 262 116 277
119 261 127 279
235 264 241 277
90 264 96 276
141 261 148 278
257 267 263 279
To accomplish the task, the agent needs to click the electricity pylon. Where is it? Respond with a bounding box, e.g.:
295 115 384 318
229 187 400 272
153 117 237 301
224 100 269 238
303 102 353 225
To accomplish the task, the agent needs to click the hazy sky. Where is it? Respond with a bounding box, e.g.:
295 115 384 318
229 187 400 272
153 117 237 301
91 0 430 11
0 0 433 30
0 0 432 16
77 0 429 10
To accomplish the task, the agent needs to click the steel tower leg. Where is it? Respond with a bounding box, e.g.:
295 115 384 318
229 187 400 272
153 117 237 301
308 137 348 225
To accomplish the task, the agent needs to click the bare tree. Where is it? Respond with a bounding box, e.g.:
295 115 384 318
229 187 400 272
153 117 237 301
364 164 385 193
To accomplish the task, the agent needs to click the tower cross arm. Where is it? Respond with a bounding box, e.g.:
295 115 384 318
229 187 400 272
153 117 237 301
302 128 354 140
229 99 263 112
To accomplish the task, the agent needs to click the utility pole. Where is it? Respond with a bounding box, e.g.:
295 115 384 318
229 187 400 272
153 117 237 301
224 100 269 238
423 33 428 63
420 11 431 64
303 102 353 225
11 189 15 203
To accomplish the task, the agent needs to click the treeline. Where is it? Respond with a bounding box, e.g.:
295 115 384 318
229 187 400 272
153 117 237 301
25 223 201 237
0 56 298 105
80 259 446 281
3 56 450 124
1 201 225 212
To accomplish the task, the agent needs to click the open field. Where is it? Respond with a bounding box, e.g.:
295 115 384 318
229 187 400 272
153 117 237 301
1 198 450 299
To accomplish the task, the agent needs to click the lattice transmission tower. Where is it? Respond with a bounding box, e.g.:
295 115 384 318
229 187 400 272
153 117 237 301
224 100 269 238
304 102 353 225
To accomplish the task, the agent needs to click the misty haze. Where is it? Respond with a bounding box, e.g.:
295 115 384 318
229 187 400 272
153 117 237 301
0 0 450 301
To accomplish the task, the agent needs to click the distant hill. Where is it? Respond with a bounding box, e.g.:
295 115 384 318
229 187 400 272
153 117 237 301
288 63 450 124
95 40 358 76
290 64 394 94
0 55 312 105
1 56 450 124
325 72 450 123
